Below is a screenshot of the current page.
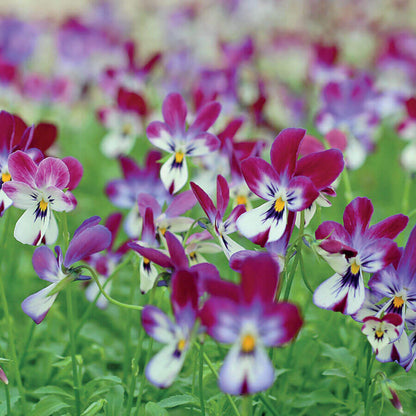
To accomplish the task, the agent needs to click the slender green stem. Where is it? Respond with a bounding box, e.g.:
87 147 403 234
19 322 36 370
66 286 81 416
183 218 204 247
401 173 412 214
80 265 143 311
199 342 206 416
195 344 241 416
299 252 314 294
242 395 252 416
4 382 11 415
363 343 375 416
257 395 278 416
342 168 353 204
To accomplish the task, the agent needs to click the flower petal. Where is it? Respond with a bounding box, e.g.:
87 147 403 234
188 101 221 135
141 305 176 344
62 156 83 190
35 157 70 189
162 92 187 134
191 181 216 223
32 246 61 282
7 150 37 187
359 238 401 273
146 121 175 153
160 154 188 194
21 283 59 324
2 182 37 209
14 207 51 246
165 190 196 218
343 197 373 237
285 176 319 211
185 132 220 156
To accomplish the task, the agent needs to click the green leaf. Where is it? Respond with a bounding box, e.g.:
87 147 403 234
145 402 169 416
322 368 348 378
32 396 71 416
292 389 342 408
33 386 73 398
104 384 124 416
320 342 356 369
392 374 416 391
82 399 106 416
157 394 199 408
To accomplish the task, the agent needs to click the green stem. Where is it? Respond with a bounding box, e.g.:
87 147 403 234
257 395 278 416
18 322 36 370
66 286 81 416
242 395 252 416
401 173 412 215
195 344 241 416
80 265 143 311
299 252 314 294
363 343 375 416
4 382 11 415
199 342 206 416
342 168 353 204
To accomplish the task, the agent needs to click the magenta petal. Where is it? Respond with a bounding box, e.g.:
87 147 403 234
360 238 401 273
73 216 101 237
7 150 37 187
241 157 280 200
137 193 161 218
62 156 83 190
165 231 188 269
165 190 196 218
270 128 305 179
295 149 344 190
398 226 416 284
128 242 173 268
261 302 303 346
142 305 176 343
119 155 142 179
204 277 241 302
191 181 216 223
35 157 70 189
142 207 156 246
367 214 408 240
189 263 220 295
64 225 112 267
162 92 187 133
240 253 279 304
286 176 319 211
105 212 122 249
216 175 230 218
0 111 14 153
186 132 220 156
188 101 221 135
32 246 61 282
343 197 373 236
171 270 198 323
316 221 351 246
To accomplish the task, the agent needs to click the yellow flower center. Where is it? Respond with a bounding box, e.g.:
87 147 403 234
143 257 150 265
122 123 133 136
1 172 11 183
177 339 186 351
241 334 256 353
39 199 48 212
189 251 196 260
159 227 167 235
393 296 405 309
274 197 285 212
375 329 384 339
236 195 247 206
175 151 184 164
350 261 360 275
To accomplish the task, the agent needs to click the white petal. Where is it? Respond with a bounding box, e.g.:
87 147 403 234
145 343 187 388
21 283 59 324
100 131 136 158
124 205 142 239
139 259 159 294
43 213 59 245
14 207 50 246
219 233 244 259
160 154 188 194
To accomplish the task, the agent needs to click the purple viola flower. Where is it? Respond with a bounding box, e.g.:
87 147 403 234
3 151 82 245
105 151 171 237
200 253 302 395
191 175 245 259
22 217 111 324
315 74 379 170
129 230 219 295
236 128 343 247
142 270 198 388
313 197 408 315
146 92 221 194
184 230 222 265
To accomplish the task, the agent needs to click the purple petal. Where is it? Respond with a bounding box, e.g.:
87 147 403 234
216 175 230 218
64 225 112 267
295 149 344 191
128 242 173 268
398 225 416 284
7 150 37 187
360 238 401 273
165 231 188 269
146 121 175 153
343 197 373 236
137 193 161 218
141 207 156 246
188 101 221 136
35 157 70 189
62 156 83 190
21 283 59 324
165 190 196 218
141 305 176 343
367 214 408 240
316 221 352 246
185 132 220 156
270 128 305 179
32 246 61 282
285 176 319 211
104 213 122 250
191 181 216 223
73 216 101 237
2 181 37 209
162 92 187 133
241 157 280 200
171 270 198 324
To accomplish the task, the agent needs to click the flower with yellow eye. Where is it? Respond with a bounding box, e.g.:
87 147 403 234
200 253 302 395
146 92 221 194
141 270 198 388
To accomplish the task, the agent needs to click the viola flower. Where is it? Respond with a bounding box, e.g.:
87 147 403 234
98 87 147 158
191 175 245 259
0 111 58 216
361 314 403 357
146 92 221 194
185 230 222 265
22 217 111 323
129 230 219 294
313 197 408 315
105 151 171 237
315 75 379 170
142 270 198 388
396 98 416 172
3 151 82 245
84 213 130 308
200 253 302 395
236 128 342 246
